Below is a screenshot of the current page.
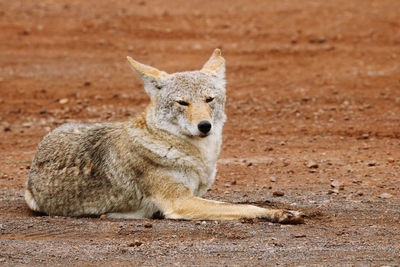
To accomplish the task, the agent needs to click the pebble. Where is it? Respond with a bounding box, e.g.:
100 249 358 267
307 161 319 168
22 122 32 128
331 180 344 190
367 161 377 167
22 29 31 35
128 240 143 247
294 233 306 238
269 176 277 182
328 188 339 194
3 125 11 132
100 214 107 219
59 98 69 104
378 193 392 199
273 191 285 197
144 222 152 228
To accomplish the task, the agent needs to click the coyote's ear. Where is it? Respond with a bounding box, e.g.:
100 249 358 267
201 48 225 79
127 56 170 95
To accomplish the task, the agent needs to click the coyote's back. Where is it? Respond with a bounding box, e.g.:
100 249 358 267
26 49 304 224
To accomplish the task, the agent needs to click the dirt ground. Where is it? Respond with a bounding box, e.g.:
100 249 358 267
0 0 399 265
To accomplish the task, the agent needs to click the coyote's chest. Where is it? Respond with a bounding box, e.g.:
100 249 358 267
132 127 221 197
192 133 221 188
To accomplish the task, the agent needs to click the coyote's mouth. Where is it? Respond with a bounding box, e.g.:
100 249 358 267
186 133 210 139
199 133 210 138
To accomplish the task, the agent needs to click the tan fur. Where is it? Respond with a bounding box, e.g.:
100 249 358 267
202 48 225 73
25 49 304 224
187 103 211 124
127 56 169 80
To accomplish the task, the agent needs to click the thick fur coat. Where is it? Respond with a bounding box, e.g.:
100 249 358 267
25 49 303 223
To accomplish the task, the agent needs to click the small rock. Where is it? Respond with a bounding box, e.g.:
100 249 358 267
249 137 255 141
279 141 286 146
3 125 11 132
273 191 284 197
128 240 143 247
144 222 152 228
128 45 134 52
331 180 344 190
387 158 395 163
100 214 107 219
22 122 32 128
39 109 46 114
378 193 392 199
367 161 377 167
309 37 326 44
59 98 69 104
84 81 91 87
22 29 31 35
361 133 369 139
327 189 337 194
231 180 237 185
356 191 364 196
294 233 306 238
307 161 319 168
269 176 277 182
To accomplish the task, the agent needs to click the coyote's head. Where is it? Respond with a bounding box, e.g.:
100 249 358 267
127 49 226 139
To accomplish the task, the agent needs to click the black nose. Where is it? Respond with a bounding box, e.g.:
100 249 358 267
198 120 212 134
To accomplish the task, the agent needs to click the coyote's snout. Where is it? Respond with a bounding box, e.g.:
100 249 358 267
25 49 304 224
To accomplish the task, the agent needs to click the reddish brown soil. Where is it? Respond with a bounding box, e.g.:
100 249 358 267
1 0 399 265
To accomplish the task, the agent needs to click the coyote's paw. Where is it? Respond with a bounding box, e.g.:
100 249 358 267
278 210 304 224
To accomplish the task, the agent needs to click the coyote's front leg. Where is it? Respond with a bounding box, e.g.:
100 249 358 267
164 197 303 223
151 181 304 224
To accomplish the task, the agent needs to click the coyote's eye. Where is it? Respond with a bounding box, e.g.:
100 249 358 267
206 97 214 103
177 100 189 106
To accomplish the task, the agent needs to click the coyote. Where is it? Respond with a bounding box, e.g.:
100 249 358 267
25 49 303 223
